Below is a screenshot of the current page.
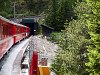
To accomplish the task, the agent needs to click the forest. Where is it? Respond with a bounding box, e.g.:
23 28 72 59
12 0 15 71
0 0 49 18
0 0 100 75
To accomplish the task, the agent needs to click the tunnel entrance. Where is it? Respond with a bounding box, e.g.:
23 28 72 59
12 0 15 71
21 18 38 36
24 23 34 35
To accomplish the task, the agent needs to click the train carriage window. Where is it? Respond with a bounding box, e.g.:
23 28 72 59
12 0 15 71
5 24 7 38
10 25 13 36
4 24 7 38
0 24 3 40
6 24 8 37
7 25 9 37
16 26 19 34
16 26 17 34
18 27 20 33
16 26 20 34
3 24 5 38
19 27 21 33
7 24 11 36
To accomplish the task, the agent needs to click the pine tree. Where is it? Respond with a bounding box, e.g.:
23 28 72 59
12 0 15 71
46 0 77 31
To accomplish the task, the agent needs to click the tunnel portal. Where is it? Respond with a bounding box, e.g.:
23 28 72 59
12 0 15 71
21 18 38 36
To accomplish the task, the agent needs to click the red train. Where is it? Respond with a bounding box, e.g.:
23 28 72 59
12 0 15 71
0 16 30 59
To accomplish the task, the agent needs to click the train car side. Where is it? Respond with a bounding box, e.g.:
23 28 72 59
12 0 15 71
0 16 30 59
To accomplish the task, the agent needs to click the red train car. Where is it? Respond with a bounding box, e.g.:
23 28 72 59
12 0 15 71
0 16 30 59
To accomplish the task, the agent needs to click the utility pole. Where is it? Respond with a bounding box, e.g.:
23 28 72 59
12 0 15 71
14 0 16 22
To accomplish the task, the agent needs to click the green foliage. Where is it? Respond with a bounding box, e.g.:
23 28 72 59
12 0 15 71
50 32 63 43
45 0 77 31
85 0 100 75
51 18 89 75
52 0 100 75
0 0 50 18
24 0 49 15
74 1 92 19
0 11 8 18
51 1 92 75
38 18 45 25
0 0 12 18
45 0 58 30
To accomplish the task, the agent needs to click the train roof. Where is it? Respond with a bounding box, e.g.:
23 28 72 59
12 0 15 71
0 16 28 28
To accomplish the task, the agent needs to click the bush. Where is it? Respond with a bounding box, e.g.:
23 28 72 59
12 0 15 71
50 32 63 43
